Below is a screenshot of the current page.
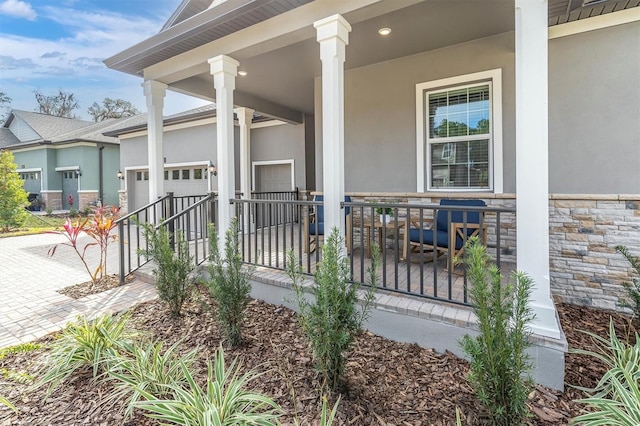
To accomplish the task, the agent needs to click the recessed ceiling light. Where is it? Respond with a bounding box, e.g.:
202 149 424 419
238 70 248 76
378 27 391 36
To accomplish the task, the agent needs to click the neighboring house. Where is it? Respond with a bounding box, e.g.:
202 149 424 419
0 110 126 210
104 104 312 213
104 0 640 389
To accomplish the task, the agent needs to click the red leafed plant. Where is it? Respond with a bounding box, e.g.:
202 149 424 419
67 194 74 209
48 205 121 286
84 205 120 282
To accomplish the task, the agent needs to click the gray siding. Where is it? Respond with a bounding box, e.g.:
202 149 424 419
315 32 516 193
548 22 640 194
9 117 39 142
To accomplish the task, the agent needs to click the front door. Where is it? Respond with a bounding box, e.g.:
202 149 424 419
61 171 78 210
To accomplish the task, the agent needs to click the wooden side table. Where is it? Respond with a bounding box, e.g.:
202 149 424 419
363 220 405 258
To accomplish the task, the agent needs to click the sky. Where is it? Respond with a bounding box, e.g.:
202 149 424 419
0 0 211 121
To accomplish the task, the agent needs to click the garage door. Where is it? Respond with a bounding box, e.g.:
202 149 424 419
254 163 294 227
130 167 209 211
255 163 292 192
21 171 41 196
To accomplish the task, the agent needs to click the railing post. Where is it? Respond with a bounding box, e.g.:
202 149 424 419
118 219 125 285
168 192 175 250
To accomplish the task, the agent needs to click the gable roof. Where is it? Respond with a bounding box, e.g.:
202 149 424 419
1 109 122 149
6 110 94 141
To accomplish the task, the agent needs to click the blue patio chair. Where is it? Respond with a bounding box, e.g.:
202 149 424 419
402 199 487 269
303 195 352 253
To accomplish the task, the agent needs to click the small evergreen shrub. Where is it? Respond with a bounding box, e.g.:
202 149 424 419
141 224 195 317
35 312 136 397
286 227 378 391
134 345 282 426
0 150 29 232
616 245 640 321
570 320 640 425
206 218 253 346
460 237 535 426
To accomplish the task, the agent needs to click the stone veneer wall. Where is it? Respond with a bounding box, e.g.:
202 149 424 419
118 190 128 215
40 191 62 211
341 192 638 313
78 191 98 211
548 195 640 312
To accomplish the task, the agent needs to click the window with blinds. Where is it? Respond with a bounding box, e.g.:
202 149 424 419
426 82 491 189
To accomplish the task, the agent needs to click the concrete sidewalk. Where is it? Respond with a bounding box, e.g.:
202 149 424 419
0 233 156 348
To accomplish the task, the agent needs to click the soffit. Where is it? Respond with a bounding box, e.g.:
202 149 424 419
548 0 640 25
106 0 313 76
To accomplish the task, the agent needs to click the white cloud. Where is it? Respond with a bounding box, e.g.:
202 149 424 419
0 0 36 21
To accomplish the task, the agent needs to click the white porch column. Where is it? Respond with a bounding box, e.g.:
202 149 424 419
209 55 239 246
314 14 351 240
515 0 561 339
235 106 254 232
143 80 167 222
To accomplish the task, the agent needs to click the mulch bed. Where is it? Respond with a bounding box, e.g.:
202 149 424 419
57 274 135 299
0 287 637 425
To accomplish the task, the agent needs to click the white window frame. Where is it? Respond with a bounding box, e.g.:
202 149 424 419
416 69 503 193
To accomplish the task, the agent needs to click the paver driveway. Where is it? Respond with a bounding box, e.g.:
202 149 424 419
0 233 156 348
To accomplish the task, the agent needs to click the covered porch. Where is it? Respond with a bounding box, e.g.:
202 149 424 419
106 0 568 388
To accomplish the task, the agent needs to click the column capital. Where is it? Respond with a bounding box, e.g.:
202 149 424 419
142 80 168 98
314 14 351 45
208 55 240 77
234 107 255 125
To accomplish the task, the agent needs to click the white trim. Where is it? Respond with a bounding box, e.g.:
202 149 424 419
250 120 287 129
11 142 96 152
415 68 503 193
18 167 43 192
549 7 640 39
251 159 295 192
77 190 99 194
54 165 80 171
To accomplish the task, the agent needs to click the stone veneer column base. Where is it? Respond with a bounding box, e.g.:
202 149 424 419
78 190 99 211
40 191 62 211
118 190 128 215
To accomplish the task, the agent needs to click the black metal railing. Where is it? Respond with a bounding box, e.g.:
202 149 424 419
232 198 316 273
158 193 217 267
231 198 515 306
115 192 216 284
250 189 299 227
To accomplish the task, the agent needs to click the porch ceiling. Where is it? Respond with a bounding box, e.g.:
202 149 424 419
105 0 639 121
169 0 515 117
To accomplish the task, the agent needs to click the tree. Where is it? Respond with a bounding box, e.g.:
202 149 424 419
87 98 139 122
33 89 79 118
0 91 11 125
0 150 29 232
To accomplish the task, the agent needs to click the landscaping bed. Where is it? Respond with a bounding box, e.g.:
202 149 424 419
0 291 636 425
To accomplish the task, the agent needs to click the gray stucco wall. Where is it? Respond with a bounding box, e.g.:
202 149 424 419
315 32 516 193
250 123 306 189
119 120 307 195
548 22 640 194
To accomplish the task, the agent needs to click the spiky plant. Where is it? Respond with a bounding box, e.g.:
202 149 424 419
134 345 282 425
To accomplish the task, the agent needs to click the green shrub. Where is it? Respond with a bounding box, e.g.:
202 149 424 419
106 340 198 419
459 237 535 426
35 312 136 397
570 320 640 425
0 150 28 232
616 245 640 321
206 218 253 346
45 206 53 216
135 345 281 425
286 227 378 391
141 224 195 317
